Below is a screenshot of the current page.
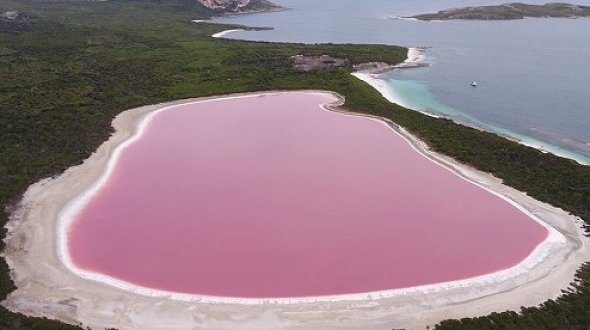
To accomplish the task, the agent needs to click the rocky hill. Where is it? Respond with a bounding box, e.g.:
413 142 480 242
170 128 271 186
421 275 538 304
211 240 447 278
196 0 283 14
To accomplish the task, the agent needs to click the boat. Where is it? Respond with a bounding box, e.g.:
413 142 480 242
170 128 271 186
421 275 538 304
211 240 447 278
470 81 477 87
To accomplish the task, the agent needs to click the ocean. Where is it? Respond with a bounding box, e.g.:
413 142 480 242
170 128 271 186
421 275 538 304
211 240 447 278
214 0 590 164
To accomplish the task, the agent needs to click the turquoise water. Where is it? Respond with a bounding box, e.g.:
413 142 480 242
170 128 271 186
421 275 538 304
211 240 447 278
382 74 580 160
215 0 590 164
385 70 590 164
386 78 467 119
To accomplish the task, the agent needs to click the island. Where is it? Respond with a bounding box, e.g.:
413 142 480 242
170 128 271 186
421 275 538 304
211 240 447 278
409 2 590 20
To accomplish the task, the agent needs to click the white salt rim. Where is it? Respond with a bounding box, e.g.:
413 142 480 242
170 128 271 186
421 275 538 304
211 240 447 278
56 91 567 304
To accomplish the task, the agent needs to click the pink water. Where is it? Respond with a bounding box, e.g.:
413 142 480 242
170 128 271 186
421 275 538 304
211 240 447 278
68 92 548 298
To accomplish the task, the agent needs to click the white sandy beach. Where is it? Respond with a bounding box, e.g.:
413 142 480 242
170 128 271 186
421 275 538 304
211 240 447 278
3 91 590 330
352 47 435 115
212 29 244 38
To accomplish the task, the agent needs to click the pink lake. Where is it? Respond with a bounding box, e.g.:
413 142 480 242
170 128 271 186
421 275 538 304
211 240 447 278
67 92 548 298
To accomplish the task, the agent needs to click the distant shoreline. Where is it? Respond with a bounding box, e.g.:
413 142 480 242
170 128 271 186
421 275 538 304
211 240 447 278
407 2 590 21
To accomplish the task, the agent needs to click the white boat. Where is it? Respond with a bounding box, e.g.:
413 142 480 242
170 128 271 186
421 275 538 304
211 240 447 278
470 81 477 87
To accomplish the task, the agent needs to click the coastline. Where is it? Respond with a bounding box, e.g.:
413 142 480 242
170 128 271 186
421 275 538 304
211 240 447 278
352 47 429 75
211 28 244 38
352 47 432 112
3 90 589 329
353 48 590 165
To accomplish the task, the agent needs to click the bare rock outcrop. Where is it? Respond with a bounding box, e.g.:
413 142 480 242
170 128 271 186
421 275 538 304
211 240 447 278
196 0 283 14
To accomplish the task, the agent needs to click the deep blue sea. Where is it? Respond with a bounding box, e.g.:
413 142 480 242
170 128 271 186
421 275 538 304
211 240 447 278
215 0 590 164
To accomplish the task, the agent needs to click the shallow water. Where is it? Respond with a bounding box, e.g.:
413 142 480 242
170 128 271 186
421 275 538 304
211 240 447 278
68 92 547 298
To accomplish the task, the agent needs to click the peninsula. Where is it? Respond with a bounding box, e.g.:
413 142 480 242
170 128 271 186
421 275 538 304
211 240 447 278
409 2 590 21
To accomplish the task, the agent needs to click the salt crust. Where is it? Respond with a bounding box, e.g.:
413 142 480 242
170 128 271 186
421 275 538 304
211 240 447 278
57 93 565 304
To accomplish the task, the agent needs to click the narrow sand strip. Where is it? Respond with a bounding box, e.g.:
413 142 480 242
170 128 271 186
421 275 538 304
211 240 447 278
352 47 436 115
3 91 589 330
211 29 244 38
352 71 412 111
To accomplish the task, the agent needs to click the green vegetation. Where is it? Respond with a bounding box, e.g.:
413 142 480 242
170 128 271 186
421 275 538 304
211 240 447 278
436 263 590 329
0 0 589 329
411 2 590 20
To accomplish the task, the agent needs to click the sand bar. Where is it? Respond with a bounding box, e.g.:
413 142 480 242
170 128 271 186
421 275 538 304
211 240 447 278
3 91 589 329
212 29 244 38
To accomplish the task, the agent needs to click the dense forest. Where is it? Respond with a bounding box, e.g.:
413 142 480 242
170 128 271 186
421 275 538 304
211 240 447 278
1 0 589 328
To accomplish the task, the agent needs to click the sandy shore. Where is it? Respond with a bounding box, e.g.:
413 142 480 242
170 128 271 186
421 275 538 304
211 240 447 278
212 29 245 38
352 71 412 111
3 91 590 330
352 47 433 113
354 48 590 166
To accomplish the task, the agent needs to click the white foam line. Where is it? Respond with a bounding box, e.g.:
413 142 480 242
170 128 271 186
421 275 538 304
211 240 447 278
390 16 420 21
211 29 244 38
57 91 567 305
